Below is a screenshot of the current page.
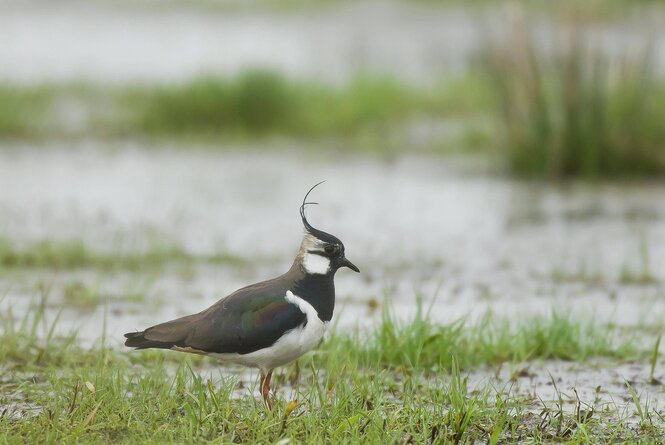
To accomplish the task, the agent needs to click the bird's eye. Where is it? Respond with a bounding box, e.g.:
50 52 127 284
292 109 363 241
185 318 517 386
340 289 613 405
324 245 335 254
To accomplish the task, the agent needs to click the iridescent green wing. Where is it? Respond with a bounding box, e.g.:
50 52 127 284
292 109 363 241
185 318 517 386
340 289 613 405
187 288 306 354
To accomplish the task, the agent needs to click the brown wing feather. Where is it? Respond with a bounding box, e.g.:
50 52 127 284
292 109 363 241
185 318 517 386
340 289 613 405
124 273 307 354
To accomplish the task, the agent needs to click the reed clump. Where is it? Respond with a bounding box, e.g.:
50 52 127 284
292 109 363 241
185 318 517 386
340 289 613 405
481 10 665 179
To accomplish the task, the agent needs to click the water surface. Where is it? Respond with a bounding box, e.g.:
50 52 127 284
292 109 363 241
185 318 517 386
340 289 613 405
1 143 664 346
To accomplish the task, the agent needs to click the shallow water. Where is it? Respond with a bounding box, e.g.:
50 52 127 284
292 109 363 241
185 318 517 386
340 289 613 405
1 2 665 84
1 143 664 346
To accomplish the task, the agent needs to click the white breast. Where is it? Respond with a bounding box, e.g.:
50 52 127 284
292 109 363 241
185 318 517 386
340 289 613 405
209 291 328 371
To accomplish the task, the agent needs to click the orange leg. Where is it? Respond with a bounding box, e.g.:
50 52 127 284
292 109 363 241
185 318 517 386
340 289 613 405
260 369 273 410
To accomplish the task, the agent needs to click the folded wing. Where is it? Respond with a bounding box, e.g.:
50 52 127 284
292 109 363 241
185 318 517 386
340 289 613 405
124 283 306 355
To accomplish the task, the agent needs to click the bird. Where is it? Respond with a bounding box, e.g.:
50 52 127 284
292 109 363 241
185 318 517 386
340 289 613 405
124 182 359 409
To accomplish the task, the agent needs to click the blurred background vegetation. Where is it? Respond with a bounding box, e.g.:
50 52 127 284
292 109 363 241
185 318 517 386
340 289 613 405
1 0 664 180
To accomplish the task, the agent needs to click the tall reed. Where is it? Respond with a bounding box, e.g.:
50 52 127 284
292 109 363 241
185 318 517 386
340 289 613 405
481 9 665 179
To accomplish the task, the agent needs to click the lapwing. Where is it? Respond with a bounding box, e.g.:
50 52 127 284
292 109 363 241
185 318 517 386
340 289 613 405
124 182 359 409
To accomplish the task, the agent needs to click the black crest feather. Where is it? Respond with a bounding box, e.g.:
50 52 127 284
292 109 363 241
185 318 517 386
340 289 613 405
299 181 342 245
300 181 325 233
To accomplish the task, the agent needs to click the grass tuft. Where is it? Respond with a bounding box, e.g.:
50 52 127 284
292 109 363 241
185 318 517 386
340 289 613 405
323 302 637 372
481 10 665 179
0 238 245 271
127 70 298 137
0 71 489 151
0 85 51 138
124 70 473 140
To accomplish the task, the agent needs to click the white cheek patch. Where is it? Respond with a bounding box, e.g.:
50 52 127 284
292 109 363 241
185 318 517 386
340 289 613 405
303 252 330 275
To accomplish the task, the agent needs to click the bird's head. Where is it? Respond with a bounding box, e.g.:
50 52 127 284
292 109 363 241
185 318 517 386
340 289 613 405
298 182 359 276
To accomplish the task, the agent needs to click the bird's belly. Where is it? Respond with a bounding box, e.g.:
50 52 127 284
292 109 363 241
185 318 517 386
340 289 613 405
210 318 328 370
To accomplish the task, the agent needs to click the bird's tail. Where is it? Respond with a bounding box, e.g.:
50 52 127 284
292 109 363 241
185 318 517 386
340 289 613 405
124 313 198 350
124 331 175 349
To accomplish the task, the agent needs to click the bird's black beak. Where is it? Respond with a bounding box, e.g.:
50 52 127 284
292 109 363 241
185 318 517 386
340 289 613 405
340 257 360 273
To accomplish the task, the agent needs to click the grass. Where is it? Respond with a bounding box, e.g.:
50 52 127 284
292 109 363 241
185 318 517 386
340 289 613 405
0 238 245 272
0 71 489 145
649 334 661 384
481 13 665 180
324 304 638 372
0 85 52 138
61 281 148 311
619 234 658 285
1 295 662 443
62 281 106 311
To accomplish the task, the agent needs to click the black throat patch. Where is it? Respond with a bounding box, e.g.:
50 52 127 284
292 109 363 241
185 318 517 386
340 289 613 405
291 273 335 322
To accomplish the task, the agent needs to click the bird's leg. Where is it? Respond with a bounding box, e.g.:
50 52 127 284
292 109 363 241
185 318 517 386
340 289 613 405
260 369 273 411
